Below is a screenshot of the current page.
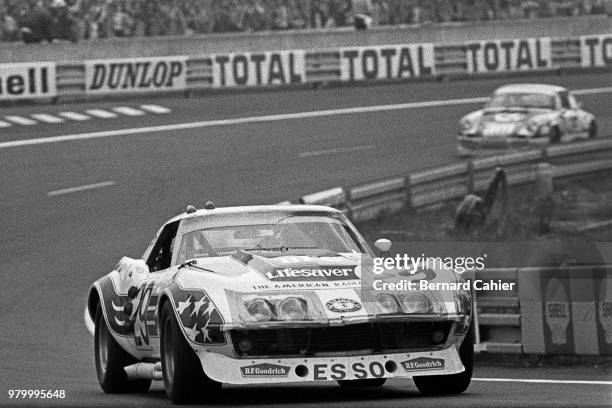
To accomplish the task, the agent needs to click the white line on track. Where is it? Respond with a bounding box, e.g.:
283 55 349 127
572 86 612 95
59 111 91 121
299 145 375 157
5 115 37 125
85 109 118 119
473 378 612 385
1 86 610 150
113 107 145 116
47 181 115 196
140 104 172 114
31 113 65 124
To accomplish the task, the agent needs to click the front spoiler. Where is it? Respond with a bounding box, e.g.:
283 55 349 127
457 135 548 157
198 346 463 384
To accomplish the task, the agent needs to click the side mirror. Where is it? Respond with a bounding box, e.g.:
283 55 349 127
374 239 392 256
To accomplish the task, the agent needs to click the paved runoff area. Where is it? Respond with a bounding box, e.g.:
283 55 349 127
1 72 611 407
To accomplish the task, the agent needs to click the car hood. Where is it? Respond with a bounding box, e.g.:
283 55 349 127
479 108 553 124
164 251 467 334
178 250 364 289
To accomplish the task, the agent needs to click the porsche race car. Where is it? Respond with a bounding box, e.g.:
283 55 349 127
85 204 473 404
458 84 597 156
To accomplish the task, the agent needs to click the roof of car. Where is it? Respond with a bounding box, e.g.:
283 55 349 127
494 84 567 95
166 204 341 225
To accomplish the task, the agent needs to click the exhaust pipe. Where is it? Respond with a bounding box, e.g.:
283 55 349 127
124 362 163 381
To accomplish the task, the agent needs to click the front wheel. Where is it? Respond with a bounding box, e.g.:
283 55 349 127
338 378 387 388
413 322 474 395
94 304 151 393
160 300 221 404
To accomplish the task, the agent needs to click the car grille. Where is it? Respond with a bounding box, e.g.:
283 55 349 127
230 321 452 357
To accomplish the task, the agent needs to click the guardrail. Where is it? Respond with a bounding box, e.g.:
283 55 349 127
287 139 612 354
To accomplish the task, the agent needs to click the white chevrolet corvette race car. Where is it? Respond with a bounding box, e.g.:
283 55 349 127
85 204 473 404
458 84 597 156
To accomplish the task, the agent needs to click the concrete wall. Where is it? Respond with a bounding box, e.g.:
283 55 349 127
1 15 610 63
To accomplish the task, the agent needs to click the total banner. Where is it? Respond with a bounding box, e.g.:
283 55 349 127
0 62 56 100
85 56 188 94
465 38 551 73
339 44 435 81
580 35 612 67
211 50 305 87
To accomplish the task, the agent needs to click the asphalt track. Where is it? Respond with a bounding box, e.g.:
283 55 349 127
1 72 611 407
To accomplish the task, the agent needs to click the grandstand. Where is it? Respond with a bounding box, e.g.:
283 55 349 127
1 0 611 43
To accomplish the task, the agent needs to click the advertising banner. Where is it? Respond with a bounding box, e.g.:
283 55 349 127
0 62 56 100
211 50 305 87
580 35 612 67
85 56 188 94
339 44 435 81
464 38 551 73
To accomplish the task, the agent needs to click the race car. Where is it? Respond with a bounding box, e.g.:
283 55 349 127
85 203 473 404
458 84 597 156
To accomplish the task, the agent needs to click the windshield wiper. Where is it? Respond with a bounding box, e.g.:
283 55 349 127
243 246 321 252
485 106 528 113
178 259 217 273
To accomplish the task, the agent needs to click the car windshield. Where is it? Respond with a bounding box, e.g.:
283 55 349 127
486 92 555 110
177 215 365 262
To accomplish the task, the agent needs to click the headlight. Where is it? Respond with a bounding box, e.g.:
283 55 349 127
526 120 539 133
277 297 308 321
375 293 400 314
245 298 273 322
455 291 472 316
460 119 473 132
400 292 431 314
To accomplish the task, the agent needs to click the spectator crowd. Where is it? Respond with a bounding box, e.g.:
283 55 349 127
1 0 610 43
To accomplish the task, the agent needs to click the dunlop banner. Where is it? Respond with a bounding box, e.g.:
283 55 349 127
211 50 305 87
0 62 56 100
339 44 435 81
464 38 551 73
85 56 188 94
580 35 612 67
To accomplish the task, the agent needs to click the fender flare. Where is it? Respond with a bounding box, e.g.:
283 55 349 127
159 284 226 346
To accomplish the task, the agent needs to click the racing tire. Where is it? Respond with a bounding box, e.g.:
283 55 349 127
588 120 597 138
413 322 474 395
548 126 561 144
160 300 221 405
94 304 151 393
338 378 387 388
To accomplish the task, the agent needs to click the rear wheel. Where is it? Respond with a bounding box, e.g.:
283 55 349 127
94 304 151 393
588 120 597 138
548 126 561 144
413 322 474 395
338 378 387 388
160 300 221 404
